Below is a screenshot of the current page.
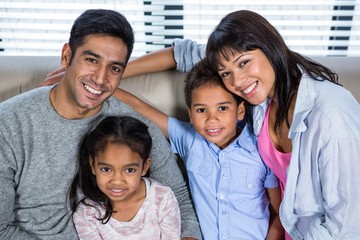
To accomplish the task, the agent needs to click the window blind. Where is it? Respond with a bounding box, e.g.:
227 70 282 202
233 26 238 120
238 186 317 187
1 0 359 57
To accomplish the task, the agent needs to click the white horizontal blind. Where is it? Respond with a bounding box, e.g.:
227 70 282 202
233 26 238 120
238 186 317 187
149 0 360 57
0 0 158 56
1 0 360 57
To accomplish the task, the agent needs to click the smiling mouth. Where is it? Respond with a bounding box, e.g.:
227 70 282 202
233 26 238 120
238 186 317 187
206 128 222 136
84 84 102 95
242 81 258 94
110 188 125 196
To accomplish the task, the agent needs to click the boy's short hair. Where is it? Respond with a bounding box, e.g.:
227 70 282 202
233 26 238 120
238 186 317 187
184 57 244 108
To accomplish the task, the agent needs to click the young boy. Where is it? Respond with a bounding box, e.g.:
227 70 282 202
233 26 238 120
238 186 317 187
111 58 282 239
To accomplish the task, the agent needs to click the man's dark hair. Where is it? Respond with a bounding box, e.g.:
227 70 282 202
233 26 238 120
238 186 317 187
68 9 134 65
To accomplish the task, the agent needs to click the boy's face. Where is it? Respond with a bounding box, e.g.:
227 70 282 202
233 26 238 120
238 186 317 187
57 34 128 119
188 84 245 149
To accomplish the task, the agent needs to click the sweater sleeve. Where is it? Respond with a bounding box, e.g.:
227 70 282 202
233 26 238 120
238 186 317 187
0 132 38 240
172 39 205 73
145 118 201 239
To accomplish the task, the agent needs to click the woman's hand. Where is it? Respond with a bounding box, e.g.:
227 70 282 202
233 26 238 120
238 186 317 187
38 67 66 87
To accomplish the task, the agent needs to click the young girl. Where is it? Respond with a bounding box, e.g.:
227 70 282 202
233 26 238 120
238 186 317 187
69 116 181 240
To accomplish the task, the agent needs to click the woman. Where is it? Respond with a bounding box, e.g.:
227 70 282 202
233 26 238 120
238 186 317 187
204 10 360 240
127 10 360 239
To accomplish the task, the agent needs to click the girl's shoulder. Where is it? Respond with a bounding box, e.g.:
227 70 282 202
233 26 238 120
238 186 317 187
145 178 176 200
74 198 105 219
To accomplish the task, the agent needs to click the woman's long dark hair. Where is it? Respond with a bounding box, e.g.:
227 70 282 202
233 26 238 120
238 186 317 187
68 116 152 224
206 10 339 132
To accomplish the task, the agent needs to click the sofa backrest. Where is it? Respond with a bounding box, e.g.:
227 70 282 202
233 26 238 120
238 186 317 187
121 57 360 119
0 56 359 120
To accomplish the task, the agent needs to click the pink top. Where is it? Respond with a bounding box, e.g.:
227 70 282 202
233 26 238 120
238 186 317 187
73 178 181 240
258 104 293 240
258 104 291 196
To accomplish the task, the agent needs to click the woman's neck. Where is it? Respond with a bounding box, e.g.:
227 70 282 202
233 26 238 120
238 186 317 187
267 97 296 153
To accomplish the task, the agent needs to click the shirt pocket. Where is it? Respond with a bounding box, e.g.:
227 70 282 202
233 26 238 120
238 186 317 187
233 167 266 194
230 167 268 218
186 155 213 177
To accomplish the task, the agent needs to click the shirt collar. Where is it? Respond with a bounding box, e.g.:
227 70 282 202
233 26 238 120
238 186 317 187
253 98 271 135
252 72 317 139
208 124 257 154
288 74 316 138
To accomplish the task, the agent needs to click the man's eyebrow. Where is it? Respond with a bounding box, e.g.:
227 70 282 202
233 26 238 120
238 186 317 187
82 50 126 68
82 50 100 59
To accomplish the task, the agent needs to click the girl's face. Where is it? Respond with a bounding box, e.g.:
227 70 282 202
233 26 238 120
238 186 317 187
90 143 150 208
217 49 276 105
188 84 245 149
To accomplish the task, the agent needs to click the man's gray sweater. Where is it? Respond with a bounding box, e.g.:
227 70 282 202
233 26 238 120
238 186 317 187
0 86 200 239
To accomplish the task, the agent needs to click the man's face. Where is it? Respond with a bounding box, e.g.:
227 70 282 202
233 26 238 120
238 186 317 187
58 34 128 119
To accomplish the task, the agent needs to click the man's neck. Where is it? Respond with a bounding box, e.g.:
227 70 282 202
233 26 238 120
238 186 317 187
49 84 101 120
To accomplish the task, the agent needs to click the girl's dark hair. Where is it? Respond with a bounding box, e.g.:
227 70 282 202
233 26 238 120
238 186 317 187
206 10 339 131
184 57 244 108
68 116 152 224
68 9 134 65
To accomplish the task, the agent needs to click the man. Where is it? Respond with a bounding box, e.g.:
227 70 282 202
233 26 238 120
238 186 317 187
0 9 200 240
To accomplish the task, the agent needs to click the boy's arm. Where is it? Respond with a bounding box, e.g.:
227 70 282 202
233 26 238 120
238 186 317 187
266 187 284 240
113 88 169 138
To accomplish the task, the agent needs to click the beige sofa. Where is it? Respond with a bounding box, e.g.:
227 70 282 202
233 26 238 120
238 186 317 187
0 56 359 120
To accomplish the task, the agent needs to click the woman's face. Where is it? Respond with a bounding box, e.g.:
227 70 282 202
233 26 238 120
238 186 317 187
216 48 276 105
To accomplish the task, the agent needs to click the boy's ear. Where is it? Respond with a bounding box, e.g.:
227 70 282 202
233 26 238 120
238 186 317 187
142 158 151 176
61 43 72 68
187 108 194 124
237 102 246 121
